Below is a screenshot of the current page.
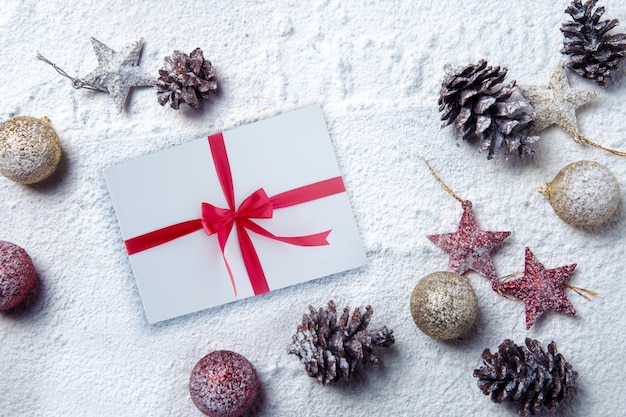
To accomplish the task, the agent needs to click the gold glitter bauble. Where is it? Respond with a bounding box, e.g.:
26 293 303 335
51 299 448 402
541 160 620 228
0 116 62 184
410 271 478 340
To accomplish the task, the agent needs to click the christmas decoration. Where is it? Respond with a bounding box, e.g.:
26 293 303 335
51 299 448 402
422 158 510 281
37 38 153 112
0 116 62 184
492 248 578 329
0 241 37 310
427 201 511 282
561 0 626 87
474 338 578 417
189 350 260 417
438 60 539 159
288 300 395 384
522 63 626 156
540 160 620 227
410 271 478 340
156 48 217 110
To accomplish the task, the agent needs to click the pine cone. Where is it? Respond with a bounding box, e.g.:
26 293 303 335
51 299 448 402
156 48 217 110
438 60 539 160
288 300 395 384
473 338 578 417
561 0 626 87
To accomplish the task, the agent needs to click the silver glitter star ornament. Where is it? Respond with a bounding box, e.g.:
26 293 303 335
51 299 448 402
82 38 154 112
37 38 154 112
522 63 626 156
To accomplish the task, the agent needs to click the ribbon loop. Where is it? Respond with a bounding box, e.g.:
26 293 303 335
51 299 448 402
235 188 273 219
201 203 233 235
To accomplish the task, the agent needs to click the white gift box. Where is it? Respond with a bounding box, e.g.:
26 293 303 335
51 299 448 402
105 105 367 323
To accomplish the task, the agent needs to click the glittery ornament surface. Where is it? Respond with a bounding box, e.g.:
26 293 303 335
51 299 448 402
542 160 620 227
493 248 577 329
522 63 598 140
0 116 62 184
83 38 154 112
189 350 260 417
0 241 37 310
47 37 155 112
427 201 510 281
410 271 478 340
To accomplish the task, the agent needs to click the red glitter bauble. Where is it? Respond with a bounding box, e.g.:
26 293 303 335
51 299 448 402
0 241 37 310
189 350 260 417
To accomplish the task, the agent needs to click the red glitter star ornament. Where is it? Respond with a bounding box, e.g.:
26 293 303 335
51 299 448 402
427 201 511 281
493 247 577 330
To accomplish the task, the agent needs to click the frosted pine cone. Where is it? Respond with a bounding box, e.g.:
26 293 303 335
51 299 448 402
288 300 394 384
473 338 578 417
439 60 539 159
156 48 217 109
561 0 626 87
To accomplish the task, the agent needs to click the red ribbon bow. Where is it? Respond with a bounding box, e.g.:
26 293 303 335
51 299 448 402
124 133 346 296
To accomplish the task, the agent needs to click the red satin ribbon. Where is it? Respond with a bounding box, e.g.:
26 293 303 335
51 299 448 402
124 132 346 296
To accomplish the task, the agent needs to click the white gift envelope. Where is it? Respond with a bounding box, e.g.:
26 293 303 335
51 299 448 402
105 105 367 323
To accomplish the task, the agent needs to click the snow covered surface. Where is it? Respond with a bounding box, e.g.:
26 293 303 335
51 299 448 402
1 1 625 416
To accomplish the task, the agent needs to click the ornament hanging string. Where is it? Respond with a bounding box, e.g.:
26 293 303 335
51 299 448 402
571 131 626 157
35 52 106 92
420 157 465 204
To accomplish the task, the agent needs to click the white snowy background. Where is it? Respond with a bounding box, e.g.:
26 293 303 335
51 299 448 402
1 1 625 416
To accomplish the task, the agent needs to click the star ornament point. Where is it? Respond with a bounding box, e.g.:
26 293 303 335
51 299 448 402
427 200 510 281
82 37 154 112
493 247 577 330
522 63 598 140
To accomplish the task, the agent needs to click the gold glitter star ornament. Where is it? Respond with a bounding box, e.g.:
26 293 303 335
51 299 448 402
522 63 626 156
522 63 597 140
37 38 154 112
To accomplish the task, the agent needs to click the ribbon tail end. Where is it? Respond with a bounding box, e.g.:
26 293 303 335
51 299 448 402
222 254 238 296
319 229 332 245
297 229 332 246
